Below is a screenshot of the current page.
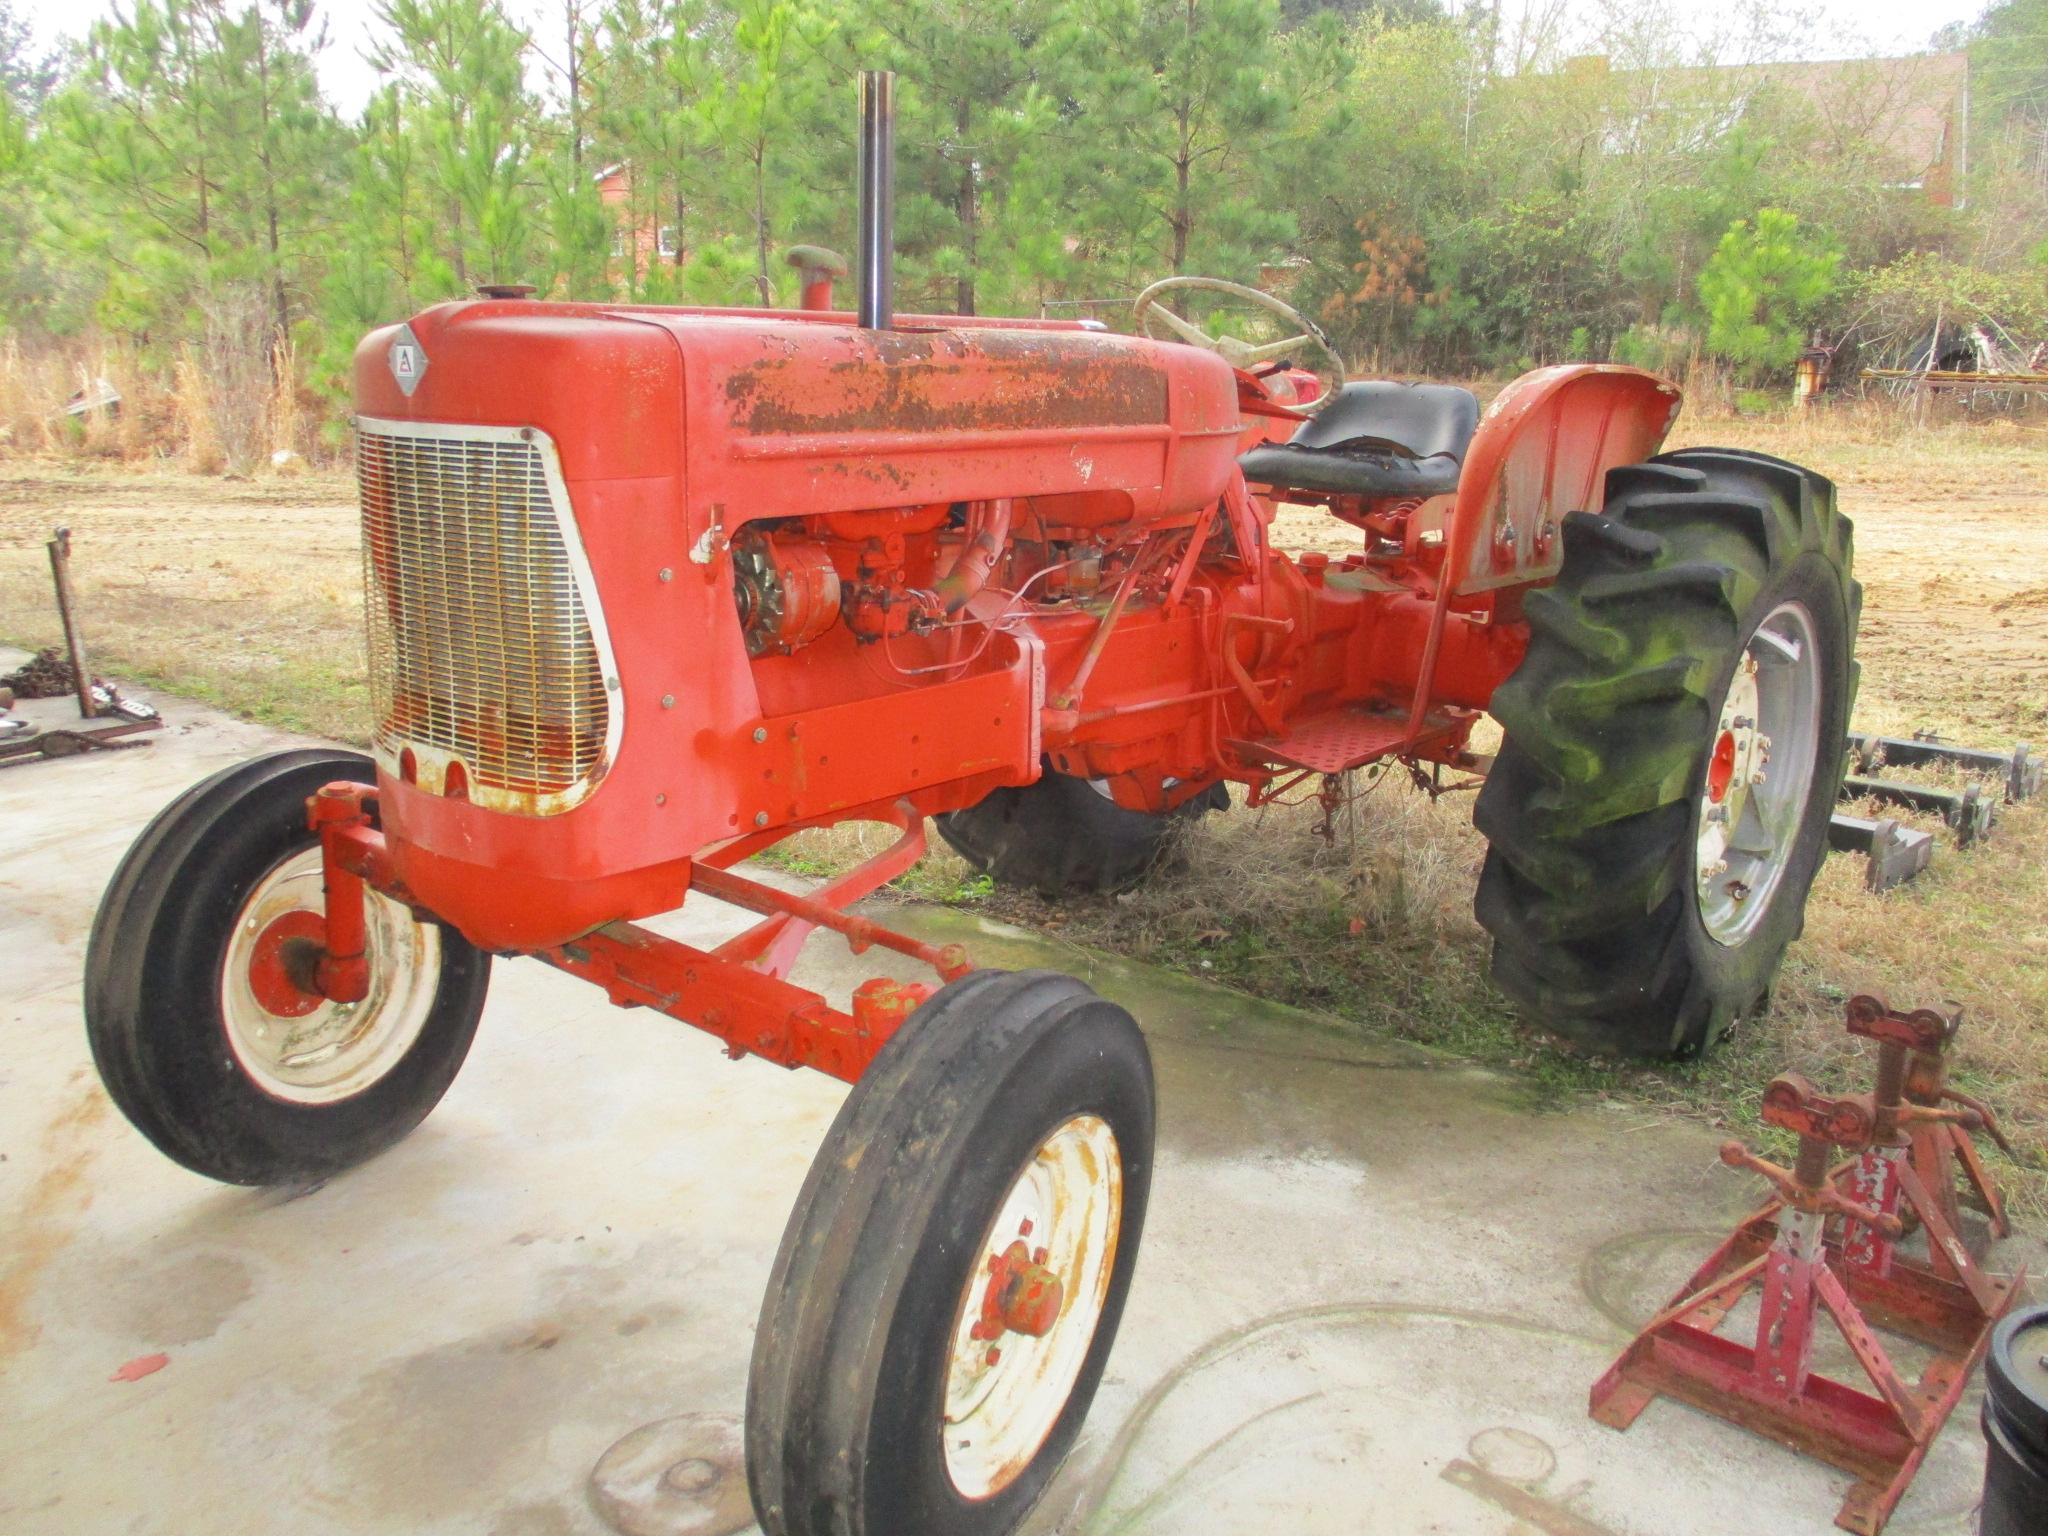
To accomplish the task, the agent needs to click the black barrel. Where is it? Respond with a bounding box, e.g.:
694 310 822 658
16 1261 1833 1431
1982 1304 2048 1536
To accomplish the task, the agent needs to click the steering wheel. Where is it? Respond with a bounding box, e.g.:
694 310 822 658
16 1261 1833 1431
1132 275 1347 415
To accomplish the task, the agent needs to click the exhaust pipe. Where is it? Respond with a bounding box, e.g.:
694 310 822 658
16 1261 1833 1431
855 70 895 330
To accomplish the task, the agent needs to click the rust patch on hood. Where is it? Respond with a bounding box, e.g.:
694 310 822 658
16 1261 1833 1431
724 328 1169 437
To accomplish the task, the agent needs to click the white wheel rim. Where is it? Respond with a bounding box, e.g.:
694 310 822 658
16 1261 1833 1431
1694 601 1822 947
941 1114 1122 1501
218 847 443 1104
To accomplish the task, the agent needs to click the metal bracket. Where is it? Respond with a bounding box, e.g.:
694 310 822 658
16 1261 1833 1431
1847 731 2041 804
1841 776 1995 847
1827 814 1934 892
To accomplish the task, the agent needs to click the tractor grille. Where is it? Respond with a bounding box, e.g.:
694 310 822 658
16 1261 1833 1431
356 422 613 814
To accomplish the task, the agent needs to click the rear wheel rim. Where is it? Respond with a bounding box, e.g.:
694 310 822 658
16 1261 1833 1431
218 847 442 1104
941 1113 1122 1500
1694 600 1821 947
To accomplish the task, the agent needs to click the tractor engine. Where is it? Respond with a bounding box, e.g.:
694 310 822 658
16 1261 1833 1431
351 303 1248 949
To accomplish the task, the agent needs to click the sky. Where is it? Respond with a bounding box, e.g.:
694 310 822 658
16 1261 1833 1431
16 0 1996 120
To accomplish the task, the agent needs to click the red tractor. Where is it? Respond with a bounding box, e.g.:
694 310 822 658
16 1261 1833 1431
84 75 1856 1536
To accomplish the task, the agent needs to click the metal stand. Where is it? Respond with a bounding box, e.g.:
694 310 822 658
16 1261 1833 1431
1590 999 2024 1536
1826 815 1934 892
1847 731 2041 805
1829 726 2037 880
46 528 97 720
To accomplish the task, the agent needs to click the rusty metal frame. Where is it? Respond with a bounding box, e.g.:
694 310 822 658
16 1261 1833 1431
309 781 972 1084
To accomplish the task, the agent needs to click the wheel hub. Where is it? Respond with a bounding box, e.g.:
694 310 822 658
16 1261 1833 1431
1694 602 1822 948
219 846 442 1104
968 1226 1066 1347
244 910 331 1018
942 1114 1121 1501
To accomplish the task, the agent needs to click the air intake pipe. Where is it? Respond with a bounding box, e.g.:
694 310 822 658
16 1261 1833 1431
855 70 895 330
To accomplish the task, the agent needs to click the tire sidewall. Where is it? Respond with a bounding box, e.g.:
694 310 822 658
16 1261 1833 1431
116 758 486 1182
1678 548 1852 1008
858 996 1154 1533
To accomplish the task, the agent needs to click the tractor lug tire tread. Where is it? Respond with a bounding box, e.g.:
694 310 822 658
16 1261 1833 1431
1473 448 1857 1057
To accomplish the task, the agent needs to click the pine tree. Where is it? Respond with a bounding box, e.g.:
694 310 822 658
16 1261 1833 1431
587 0 711 299
846 0 1067 315
371 0 539 292
1069 0 1293 295
684 0 836 305
531 0 612 297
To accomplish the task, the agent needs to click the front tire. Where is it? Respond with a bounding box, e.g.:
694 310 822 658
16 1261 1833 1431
1473 449 1859 1057
85 749 491 1184
747 970 1153 1536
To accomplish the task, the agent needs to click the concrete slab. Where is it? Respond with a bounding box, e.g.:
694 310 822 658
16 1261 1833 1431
1 672 2032 1536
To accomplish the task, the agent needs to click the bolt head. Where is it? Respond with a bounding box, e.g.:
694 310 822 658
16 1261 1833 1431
753 811 768 828
752 726 767 743
658 567 673 582
661 694 675 709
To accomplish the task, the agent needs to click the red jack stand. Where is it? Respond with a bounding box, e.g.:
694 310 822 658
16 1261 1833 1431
1838 994 2015 1290
1591 1005 2026 1536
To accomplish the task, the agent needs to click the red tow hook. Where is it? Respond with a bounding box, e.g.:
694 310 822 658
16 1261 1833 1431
307 783 375 1004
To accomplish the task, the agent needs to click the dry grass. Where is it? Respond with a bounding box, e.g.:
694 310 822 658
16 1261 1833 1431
1 395 2043 1215
1 320 330 474
0 468 368 740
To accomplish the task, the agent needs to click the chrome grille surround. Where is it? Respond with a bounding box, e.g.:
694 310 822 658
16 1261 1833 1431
355 417 621 816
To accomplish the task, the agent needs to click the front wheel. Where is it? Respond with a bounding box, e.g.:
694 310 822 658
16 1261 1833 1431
1473 449 1859 1057
85 749 491 1184
747 970 1153 1536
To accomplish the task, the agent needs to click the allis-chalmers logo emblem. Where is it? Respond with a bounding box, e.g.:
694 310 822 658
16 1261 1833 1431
387 325 428 397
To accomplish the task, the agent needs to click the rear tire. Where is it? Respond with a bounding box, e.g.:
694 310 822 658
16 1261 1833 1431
747 970 1153 1536
936 763 1226 895
85 749 491 1184
1473 449 1859 1057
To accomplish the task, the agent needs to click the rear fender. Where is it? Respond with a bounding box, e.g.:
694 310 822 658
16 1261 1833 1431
1449 365 1683 596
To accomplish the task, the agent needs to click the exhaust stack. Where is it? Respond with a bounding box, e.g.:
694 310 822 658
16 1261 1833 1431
855 70 895 330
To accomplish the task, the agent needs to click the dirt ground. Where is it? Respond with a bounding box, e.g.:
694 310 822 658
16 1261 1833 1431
2 405 2044 1209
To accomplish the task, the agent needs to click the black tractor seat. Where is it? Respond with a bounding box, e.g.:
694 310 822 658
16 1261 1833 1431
1239 381 1480 499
